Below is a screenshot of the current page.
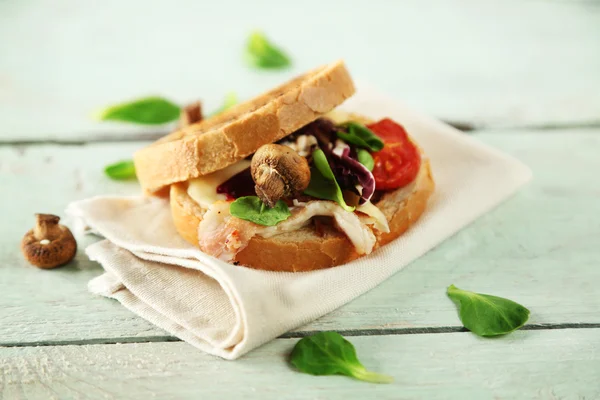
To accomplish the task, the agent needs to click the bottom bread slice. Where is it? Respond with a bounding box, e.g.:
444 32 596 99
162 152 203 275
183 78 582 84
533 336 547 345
170 159 434 272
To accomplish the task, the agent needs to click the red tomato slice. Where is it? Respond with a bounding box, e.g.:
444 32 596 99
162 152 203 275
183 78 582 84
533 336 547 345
367 118 421 190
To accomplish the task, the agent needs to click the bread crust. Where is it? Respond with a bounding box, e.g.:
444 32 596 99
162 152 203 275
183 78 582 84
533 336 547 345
135 61 355 194
170 160 434 272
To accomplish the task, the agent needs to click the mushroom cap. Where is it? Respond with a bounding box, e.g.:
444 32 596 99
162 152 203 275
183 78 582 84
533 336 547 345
251 144 311 207
21 225 77 269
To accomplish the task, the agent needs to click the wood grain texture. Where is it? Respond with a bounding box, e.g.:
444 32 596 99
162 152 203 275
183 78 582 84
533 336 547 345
0 129 599 345
1 0 599 142
1 329 598 399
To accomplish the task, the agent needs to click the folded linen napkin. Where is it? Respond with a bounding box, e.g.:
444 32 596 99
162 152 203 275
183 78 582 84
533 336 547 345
67 85 532 360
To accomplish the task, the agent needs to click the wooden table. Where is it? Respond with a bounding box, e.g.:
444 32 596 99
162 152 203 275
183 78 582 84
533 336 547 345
1 1 599 398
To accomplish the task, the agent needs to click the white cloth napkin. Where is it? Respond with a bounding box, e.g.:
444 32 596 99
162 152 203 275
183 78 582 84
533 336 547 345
67 85 532 360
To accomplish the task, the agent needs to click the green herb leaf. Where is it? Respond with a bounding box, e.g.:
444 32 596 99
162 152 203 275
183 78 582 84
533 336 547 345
209 92 238 117
447 284 530 337
104 160 137 180
337 122 384 152
304 149 355 212
95 96 181 125
245 31 291 69
290 332 393 384
230 196 291 226
357 149 374 171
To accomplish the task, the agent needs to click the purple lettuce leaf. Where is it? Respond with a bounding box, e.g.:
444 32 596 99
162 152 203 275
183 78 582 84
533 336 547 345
328 140 375 204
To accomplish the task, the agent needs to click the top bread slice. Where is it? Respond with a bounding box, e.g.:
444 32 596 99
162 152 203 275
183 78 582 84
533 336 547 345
134 60 355 194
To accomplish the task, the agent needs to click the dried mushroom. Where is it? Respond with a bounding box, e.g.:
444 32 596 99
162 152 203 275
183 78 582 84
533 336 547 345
21 214 77 269
251 144 311 207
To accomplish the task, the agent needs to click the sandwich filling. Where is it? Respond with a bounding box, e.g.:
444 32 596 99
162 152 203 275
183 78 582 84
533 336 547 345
187 117 422 262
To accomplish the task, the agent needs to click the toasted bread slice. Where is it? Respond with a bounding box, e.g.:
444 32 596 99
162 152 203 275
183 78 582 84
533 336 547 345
134 61 355 195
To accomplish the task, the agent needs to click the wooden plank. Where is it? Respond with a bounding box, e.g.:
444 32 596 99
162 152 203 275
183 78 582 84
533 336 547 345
0 142 168 344
1 329 598 399
0 129 598 345
1 0 599 142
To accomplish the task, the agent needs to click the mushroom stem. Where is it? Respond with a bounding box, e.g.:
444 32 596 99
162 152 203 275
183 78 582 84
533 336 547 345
34 214 63 241
179 101 203 127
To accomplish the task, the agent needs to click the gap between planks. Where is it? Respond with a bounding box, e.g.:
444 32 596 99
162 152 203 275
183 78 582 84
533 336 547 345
2 120 600 147
2 323 599 349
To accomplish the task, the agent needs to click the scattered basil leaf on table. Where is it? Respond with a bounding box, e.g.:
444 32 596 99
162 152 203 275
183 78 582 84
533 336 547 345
290 332 393 384
208 92 238 117
104 160 137 180
357 149 374 171
95 96 181 125
230 196 291 226
447 284 530 336
245 31 291 69
337 122 384 152
304 149 355 212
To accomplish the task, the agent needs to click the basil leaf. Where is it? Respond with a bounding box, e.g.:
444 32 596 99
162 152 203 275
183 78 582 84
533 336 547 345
357 149 374 171
230 196 291 226
105 160 137 180
245 31 291 69
95 96 181 125
447 284 530 337
290 332 393 384
304 149 355 212
209 92 238 117
337 122 384 152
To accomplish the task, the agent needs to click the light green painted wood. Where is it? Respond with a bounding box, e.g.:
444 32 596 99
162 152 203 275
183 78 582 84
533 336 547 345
1 130 598 345
1 0 599 142
0 142 167 343
1 329 598 399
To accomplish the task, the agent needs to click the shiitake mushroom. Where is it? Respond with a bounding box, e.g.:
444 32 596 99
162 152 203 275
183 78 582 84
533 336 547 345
21 214 77 269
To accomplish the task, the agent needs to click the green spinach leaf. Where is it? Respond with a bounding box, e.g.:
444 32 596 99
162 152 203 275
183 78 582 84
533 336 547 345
337 122 384 152
290 332 393 384
95 96 180 125
104 160 137 180
357 149 374 171
230 196 290 226
209 92 238 117
447 284 530 336
304 149 355 212
245 31 291 69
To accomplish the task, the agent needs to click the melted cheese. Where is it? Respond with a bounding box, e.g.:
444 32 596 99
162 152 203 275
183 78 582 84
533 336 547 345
187 160 251 209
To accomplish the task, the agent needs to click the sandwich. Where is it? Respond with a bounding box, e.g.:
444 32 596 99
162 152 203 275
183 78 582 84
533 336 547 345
133 61 434 272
